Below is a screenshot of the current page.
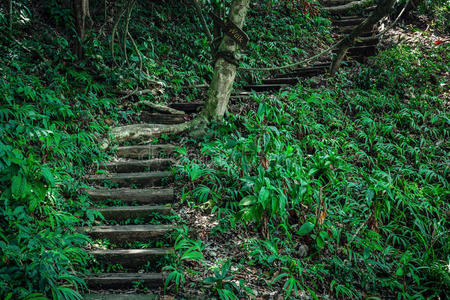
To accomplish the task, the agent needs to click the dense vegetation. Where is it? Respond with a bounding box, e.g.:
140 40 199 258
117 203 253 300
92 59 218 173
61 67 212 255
0 0 448 299
177 44 448 298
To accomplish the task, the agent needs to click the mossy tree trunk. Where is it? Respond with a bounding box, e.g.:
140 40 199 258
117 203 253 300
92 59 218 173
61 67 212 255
202 0 251 120
329 0 396 75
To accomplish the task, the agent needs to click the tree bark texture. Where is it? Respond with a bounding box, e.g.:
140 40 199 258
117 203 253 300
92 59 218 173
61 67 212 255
329 0 395 75
202 0 251 120
72 0 91 58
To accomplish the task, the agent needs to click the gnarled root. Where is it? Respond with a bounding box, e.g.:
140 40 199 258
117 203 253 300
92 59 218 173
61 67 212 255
101 117 209 149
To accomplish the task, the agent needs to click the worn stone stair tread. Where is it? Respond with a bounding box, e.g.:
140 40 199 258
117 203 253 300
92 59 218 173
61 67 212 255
140 112 190 125
168 102 204 113
87 188 174 204
90 248 173 266
99 159 174 173
116 145 176 159
81 224 173 241
87 171 171 187
86 273 164 289
84 294 158 300
95 205 172 219
243 84 288 91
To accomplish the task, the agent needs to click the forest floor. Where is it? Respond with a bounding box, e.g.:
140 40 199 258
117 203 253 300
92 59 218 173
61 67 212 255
162 20 449 298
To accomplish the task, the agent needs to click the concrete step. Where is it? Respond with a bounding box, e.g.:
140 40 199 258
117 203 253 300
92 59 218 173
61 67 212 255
98 159 174 173
81 225 173 242
86 273 164 289
95 205 171 220
90 248 173 267
86 172 172 187
87 188 174 204
116 145 176 159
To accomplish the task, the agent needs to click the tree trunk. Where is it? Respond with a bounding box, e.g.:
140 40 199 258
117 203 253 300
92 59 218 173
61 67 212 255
72 0 90 58
201 0 251 120
329 0 395 75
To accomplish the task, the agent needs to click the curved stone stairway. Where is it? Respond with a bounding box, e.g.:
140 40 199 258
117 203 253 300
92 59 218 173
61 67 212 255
83 143 177 299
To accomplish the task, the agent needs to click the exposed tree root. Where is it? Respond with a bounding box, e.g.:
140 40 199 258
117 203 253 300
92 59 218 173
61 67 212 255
102 117 208 148
139 101 185 115
323 0 372 13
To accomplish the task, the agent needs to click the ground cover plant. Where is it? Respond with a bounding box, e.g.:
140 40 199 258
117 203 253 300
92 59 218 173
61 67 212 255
0 0 448 299
174 40 449 298
0 5 121 299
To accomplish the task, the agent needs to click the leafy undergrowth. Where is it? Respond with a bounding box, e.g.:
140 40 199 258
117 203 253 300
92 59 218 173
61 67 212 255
107 1 331 109
0 23 121 300
169 38 449 298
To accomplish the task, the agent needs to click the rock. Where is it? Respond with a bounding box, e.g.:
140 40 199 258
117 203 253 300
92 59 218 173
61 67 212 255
297 244 309 257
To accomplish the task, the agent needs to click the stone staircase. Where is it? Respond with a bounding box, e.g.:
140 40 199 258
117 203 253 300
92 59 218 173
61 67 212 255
83 143 177 298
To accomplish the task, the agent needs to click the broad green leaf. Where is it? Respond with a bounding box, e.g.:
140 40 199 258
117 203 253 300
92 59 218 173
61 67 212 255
297 221 314 236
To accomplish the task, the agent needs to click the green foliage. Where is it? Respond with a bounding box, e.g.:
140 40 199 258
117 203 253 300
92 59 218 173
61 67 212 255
203 261 253 300
0 18 116 299
163 226 205 292
179 43 449 297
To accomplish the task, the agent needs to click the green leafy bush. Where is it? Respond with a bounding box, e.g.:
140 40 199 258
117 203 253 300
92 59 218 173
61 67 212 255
179 74 449 298
0 25 115 299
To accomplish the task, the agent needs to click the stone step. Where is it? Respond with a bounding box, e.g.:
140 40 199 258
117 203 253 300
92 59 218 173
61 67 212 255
99 159 174 173
86 171 172 187
262 77 301 85
243 84 288 92
81 224 173 242
86 273 163 289
116 145 176 159
140 112 191 124
84 294 158 300
168 102 204 113
87 188 174 204
95 205 171 220
90 248 173 267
